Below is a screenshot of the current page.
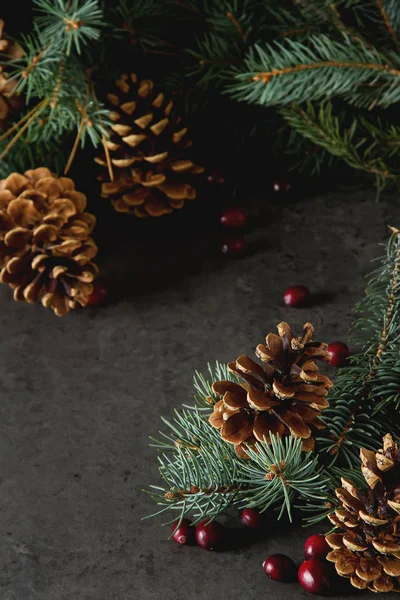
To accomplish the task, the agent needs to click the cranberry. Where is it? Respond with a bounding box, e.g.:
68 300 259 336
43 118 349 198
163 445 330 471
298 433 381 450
221 236 245 256
298 559 332 594
207 171 225 185
283 285 310 307
220 207 246 229
195 520 224 550
171 518 195 545
272 179 291 193
87 281 108 306
304 534 331 559
241 508 263 529
263 554 297 582
328 341 350 367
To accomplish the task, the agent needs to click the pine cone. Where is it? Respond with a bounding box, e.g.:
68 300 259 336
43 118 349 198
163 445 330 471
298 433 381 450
0 19 23 130
95 73 203 217
326 434 400 593
0 168 98 316
209 322 332 457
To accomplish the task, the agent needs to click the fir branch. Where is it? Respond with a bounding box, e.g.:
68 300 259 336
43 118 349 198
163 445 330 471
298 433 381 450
0 135 66 178
34 0 104 56
230 34 400 109
112 0 170 50
238 435 328 522
381 0 400 35
280 102 400 192
148 407 242 524
375 0 398 43
320 229 400 465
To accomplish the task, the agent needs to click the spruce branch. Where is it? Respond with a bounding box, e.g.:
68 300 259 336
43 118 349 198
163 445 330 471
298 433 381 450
320 229 400 465
112 0 171 50
381 0 400 36
34 0 104 55
238 435 328 522
375 0 399 43
0 0 111 172
280 101 400 193
147 407 242 524
230 34 400 109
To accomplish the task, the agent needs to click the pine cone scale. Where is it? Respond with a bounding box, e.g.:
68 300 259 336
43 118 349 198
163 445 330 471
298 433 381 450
210 322 331 454
326 434 400 593
96 73 203 217
0 168 98 315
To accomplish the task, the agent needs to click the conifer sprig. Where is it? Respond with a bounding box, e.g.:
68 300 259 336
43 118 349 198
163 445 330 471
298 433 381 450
148 230 400 529
238 435 328 522
0 0 109 176
280 102 400 193
319 228 400 465
230 35 400 109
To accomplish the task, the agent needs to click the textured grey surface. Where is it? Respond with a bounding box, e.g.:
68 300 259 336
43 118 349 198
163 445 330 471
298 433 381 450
0 188 398 599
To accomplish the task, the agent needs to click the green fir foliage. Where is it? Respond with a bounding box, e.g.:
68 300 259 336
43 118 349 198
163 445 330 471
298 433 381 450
319 229 400 464
148 230 400 528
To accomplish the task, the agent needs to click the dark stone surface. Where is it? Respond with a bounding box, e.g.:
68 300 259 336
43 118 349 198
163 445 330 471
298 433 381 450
0 187 398 599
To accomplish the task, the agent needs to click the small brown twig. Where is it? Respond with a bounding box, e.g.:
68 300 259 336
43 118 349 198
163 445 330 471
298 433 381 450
226 11 245 41
0 100 47 143
376 0 398 44
50 61 65 109
63 114 86 175
0 97 50 160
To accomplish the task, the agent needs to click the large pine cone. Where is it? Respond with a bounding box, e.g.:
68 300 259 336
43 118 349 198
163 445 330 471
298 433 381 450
95 73 203 217
0 19 23 130
0 168 98 316
326 434 400 593
209 322 332 457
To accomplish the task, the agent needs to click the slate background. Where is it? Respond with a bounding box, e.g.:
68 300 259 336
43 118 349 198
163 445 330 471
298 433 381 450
0 185 398 599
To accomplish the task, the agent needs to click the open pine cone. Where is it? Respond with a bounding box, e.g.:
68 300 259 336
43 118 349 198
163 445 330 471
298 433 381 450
326 434 400 593
209 322 332 457
0 168 98 316
95 73 203 217
0 19 23 130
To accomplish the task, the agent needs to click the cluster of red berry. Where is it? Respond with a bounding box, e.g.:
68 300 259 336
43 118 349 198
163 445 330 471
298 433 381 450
172 510 338 595
171 508 262 550
263 534 335 595
171 518 223 551
217 175 292 257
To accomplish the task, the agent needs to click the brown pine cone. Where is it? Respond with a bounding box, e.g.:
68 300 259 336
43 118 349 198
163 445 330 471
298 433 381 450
209 322 332 457
326 434 400 593
0 168 98 316
95 73 203 217
0 19 24 130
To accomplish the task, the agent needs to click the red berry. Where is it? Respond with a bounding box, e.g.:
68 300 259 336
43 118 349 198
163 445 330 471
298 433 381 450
221 237 245 256
195 520 224 550
241 508 263 529
220 207 246 229
207 171 225 185
298 559 332 595
171 519 195 545
283 285 310 307
87 281 108 307
272 179 291 193
328 341 350 367
263 554 297 582
304 534 330 559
